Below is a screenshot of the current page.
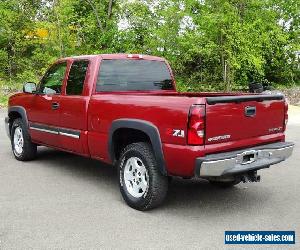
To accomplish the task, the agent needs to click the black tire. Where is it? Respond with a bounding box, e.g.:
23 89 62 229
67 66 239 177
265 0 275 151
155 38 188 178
209 178 241 188
118 142 168 211
11 118 37 161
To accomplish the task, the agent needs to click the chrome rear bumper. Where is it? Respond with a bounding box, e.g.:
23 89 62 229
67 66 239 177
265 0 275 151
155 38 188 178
195 142 294 177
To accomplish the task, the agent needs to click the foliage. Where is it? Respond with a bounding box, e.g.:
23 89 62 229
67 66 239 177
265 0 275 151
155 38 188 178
0 0 299 94
0 94 8 107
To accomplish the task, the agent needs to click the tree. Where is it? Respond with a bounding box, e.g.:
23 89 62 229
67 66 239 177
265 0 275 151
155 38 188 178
0 0 299 91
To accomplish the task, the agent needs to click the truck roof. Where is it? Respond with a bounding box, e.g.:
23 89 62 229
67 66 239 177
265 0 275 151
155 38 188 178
61 54 165 61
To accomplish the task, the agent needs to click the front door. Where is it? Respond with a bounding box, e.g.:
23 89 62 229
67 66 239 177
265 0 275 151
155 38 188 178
58 60 90 155
27 62 67 147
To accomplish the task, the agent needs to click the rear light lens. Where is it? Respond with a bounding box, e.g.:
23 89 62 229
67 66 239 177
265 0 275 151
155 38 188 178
187 105 205 145
283 100 288 131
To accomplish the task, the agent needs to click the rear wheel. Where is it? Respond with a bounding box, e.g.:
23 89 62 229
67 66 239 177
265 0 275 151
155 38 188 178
118 142 168 211
11 118 37 161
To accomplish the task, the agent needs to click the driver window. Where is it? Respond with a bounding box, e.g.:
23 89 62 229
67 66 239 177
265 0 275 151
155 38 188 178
39 62 67 95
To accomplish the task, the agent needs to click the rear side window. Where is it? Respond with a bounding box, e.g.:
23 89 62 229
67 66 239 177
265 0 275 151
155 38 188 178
66 60 89 95
96 59 174 92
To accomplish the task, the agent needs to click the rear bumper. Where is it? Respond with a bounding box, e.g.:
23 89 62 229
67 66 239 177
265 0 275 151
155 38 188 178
4 117 10 138
195 142 294 177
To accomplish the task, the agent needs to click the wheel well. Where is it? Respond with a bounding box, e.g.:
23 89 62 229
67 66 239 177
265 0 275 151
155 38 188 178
8 111 22 133
112 128 151 161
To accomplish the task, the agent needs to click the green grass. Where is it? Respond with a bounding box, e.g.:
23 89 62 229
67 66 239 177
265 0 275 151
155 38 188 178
0 79 22 107
0 94 9 107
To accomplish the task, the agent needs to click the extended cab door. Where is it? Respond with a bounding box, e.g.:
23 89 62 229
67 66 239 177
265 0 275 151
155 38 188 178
58 60 91 155
27 62 67 147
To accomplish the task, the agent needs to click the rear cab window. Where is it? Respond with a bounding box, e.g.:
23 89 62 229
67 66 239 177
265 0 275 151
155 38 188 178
96 59 174 92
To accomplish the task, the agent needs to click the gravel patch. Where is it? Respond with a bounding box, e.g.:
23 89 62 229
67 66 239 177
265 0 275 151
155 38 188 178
280 87 300 106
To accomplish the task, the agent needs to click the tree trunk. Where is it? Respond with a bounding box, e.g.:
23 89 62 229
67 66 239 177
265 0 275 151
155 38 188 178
54 0 64 57
108 0 113 18
86 0 104 32
220 30 231 91
220 32 226 84
7 41 13 85
225 61 231 91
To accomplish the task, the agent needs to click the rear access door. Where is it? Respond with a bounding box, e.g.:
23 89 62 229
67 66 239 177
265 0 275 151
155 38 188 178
205 94 285 145
58 59 91 155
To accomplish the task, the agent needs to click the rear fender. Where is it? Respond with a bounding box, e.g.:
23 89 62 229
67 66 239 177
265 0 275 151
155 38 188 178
109 119 167 175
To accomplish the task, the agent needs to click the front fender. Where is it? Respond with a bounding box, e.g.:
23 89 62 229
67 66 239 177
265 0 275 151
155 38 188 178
8 106 29 127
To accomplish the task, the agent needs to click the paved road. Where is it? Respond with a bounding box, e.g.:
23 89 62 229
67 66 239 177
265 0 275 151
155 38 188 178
0 108 299 249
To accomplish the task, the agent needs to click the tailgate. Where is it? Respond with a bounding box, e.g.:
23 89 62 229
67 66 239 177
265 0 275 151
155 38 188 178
205 94 285 144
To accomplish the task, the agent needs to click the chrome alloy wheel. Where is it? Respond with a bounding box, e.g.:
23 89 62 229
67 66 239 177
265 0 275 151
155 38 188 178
13 127 24 156
123 157 149 198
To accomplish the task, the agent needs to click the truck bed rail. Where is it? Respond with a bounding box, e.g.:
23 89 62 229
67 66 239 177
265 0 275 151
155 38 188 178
206 94 284 105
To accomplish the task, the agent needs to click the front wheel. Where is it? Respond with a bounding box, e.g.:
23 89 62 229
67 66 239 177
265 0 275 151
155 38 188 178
11 118 37 161
118 142 168 211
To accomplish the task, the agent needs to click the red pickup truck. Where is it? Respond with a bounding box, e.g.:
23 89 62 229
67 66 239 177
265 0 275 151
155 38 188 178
5 54 294 210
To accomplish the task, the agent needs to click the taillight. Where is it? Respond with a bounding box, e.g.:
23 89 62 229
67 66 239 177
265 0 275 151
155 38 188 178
187 105 205 145
283 100 288 131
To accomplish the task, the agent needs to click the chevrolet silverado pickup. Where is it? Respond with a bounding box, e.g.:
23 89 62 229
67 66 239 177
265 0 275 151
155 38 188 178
5 54 294 210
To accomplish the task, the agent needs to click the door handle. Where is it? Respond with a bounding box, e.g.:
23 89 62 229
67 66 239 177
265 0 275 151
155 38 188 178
245 106 256 117
52 102 60 110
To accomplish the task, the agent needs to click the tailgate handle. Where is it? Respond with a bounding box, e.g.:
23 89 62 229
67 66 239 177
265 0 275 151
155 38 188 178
245 106 256 117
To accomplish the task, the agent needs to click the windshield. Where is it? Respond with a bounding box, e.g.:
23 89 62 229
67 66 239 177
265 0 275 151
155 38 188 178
96 59 174 92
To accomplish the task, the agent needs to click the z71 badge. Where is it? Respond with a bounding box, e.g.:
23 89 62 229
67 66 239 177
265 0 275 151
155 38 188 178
166 128 185 138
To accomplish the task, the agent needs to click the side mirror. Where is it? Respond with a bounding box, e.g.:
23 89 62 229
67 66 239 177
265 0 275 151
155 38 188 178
23 82 37 94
